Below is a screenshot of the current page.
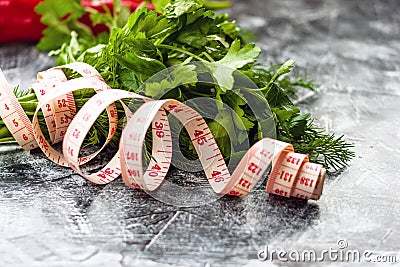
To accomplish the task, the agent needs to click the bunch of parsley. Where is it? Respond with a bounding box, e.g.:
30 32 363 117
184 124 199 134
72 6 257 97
29 0 354 171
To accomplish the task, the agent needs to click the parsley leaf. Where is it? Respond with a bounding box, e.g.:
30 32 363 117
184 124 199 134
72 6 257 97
217 39 261 69
145 64 198 97
211 39 261 92
35 0 92 51
163 0 204 18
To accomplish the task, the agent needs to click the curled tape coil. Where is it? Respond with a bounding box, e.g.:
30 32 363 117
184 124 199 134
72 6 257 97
0 63 325 200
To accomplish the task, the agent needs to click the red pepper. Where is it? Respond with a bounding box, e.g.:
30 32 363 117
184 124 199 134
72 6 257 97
0 0 152 44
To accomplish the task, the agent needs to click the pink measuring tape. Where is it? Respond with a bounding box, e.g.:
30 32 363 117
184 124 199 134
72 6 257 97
0 63 325 200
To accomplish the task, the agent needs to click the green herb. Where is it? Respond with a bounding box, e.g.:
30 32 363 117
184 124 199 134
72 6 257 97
0 0 354 172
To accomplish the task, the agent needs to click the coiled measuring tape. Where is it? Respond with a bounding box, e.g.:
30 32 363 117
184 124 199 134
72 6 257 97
0 63 325 200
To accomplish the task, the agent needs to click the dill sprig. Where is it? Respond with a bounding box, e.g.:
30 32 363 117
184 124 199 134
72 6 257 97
294 124 355 171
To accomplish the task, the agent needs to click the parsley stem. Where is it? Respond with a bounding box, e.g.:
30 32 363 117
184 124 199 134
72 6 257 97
156 44 208 63
0 137 16 143
201 52 215 62
189 91 213 97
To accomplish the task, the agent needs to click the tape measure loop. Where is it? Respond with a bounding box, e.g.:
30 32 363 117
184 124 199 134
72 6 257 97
0 63 327 201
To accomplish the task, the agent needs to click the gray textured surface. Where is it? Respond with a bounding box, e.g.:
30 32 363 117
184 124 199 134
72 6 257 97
1 0 400 266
